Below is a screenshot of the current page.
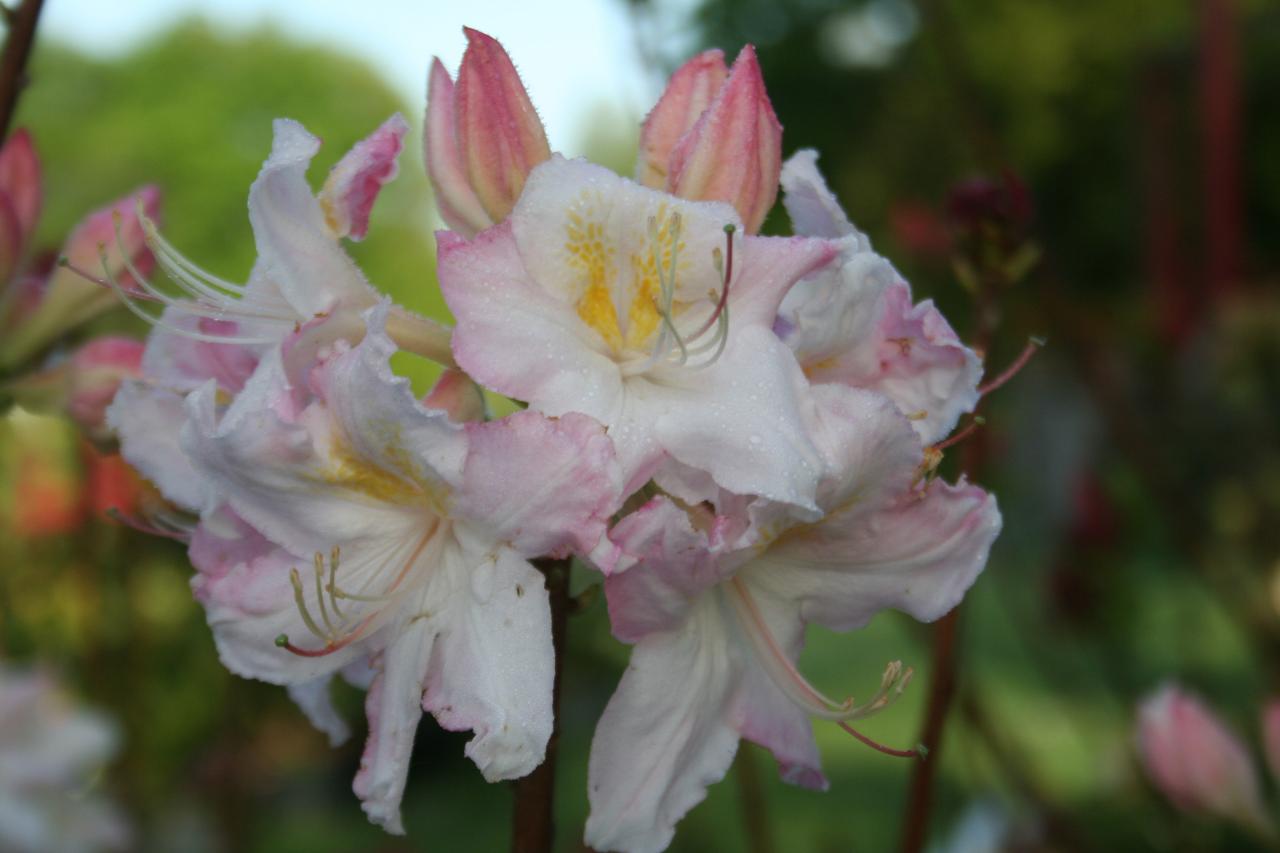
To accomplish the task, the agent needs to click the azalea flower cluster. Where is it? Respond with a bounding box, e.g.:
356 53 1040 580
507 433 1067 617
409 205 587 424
100 28 1001 852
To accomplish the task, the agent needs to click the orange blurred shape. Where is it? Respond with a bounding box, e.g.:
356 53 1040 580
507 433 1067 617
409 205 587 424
83 447 142 521
12 454 83 537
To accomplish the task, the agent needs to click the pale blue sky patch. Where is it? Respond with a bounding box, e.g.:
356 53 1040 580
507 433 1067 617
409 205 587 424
39 0 678 156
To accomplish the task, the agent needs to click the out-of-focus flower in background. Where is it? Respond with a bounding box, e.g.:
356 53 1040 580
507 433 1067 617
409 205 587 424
0 664 129 853
1136 684 1275 838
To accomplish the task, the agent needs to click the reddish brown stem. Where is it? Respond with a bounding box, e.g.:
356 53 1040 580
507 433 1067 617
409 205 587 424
901 212 999 852
898 607 961 852
0 0 45 143
511 557 570 853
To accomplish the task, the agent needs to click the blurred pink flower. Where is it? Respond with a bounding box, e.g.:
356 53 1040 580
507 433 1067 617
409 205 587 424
1136 684 1273 835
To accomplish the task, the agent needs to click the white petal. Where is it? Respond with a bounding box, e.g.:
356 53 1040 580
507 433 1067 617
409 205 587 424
421 533 555 781
586 601 739 853
353 617 435 834
249 118 376 318
288 675 351 747
780 149 868 245
746 478 1001 631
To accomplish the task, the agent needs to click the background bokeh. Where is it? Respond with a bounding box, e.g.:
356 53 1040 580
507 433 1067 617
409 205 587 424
2 0 1278 849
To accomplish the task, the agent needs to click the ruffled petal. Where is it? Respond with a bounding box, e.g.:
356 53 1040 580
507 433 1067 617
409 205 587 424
189 507 383 683
182 305 464 557
108 380 207 512
780 149 865 242
456 410 621 558
248 119 376 318
863 281 983 445
746 478 1001 631
585 604 739 853
775 241 892 374
319 114 407 242
604 497 737 640
353 617 436 834
420 533 554 781
803 383 923 518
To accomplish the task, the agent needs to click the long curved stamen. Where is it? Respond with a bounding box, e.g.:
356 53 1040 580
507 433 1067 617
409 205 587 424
977 336 1044 397
115 214 293 324
684 223 735 344
276 529 435 658
106 505 194 543
725 577 913 722
87 249 280 345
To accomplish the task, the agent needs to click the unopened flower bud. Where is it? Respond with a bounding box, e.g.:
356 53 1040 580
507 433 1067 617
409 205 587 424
0 186 160 369
425 59 492 236
1136 685 1272 835
424 367 486 423
667 45 782 234
636 49 728 190
426 28 550 232
65 337 144 442
0 129 41 283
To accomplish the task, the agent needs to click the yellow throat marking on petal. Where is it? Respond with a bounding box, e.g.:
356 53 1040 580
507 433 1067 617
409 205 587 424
315 420 442 510
565 209 623 350
564 198 686 355
625 203 684 351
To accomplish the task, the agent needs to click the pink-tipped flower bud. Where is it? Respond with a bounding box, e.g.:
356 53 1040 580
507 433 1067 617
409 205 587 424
424 368 487 423
636 49 728 190
439 27 550 229
425 58 493 237
0 186 160 370
1136 685 1272 835
667 45 782 234
65 337 144 442
320 114 408 241
4 336 143 446
0 129 42 250
0 129 41 287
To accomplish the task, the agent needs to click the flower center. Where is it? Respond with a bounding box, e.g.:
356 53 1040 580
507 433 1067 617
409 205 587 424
275 521 440 657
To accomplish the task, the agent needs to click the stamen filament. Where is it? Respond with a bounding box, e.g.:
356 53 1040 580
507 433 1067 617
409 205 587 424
313 553 333 634
932 416 985 452
725 577 910 722
290 567 331 643
977 336 1043 397
837 722 924 760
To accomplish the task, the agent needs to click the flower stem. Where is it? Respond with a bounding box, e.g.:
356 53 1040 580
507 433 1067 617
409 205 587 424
511 557 570 853
0 0 45 143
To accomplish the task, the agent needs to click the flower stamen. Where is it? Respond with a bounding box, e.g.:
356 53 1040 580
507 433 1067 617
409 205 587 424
725 577 912 722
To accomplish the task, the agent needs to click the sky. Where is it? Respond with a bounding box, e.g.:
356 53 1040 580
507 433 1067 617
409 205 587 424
38 0 692 155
